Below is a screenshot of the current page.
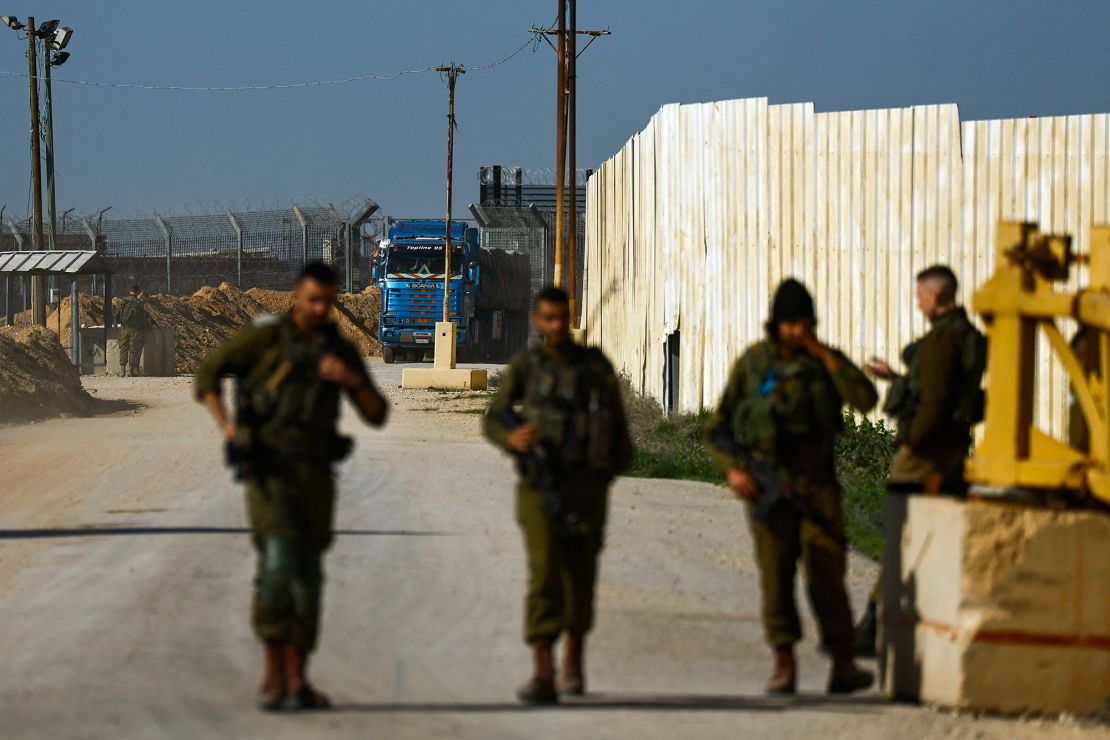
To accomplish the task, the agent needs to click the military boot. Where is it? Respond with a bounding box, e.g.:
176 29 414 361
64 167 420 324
518 639 558 705
283 644 330 710
256 640 286 711
559 633 586 696
765 646 796 695
827 642 874 694
853 599 878 659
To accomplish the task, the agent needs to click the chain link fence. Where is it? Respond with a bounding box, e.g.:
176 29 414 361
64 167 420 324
2 199 379 318
477 166 588 312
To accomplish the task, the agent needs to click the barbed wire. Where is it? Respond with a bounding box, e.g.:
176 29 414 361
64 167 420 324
0 33 540 92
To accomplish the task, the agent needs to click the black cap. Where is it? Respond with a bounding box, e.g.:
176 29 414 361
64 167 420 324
771 278 815 323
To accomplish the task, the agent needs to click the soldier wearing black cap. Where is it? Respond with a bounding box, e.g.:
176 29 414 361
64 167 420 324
703 278 878 695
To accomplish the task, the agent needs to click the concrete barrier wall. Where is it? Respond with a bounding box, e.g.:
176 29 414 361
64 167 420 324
584 98 1110 435
882 495 1110 716
80 326 176 376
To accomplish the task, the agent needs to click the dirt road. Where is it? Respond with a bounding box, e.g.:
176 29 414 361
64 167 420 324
0 362 1101 739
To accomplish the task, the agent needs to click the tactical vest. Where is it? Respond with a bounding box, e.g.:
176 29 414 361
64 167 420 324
236 316 352 462
728 341 844 458
883 310 987 434
119 297 148 329
521 345 621 474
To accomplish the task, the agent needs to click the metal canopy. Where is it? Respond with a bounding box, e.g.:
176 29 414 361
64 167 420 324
0 250 110 276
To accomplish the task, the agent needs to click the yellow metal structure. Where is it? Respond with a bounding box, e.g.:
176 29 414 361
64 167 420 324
967 221 1110 504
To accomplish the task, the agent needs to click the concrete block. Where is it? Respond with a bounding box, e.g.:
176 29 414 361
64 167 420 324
882 495 1110 716
97 326 177 376
401 367 488 390
433 321 456 370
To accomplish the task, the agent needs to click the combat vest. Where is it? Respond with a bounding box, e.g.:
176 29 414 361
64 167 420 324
521 344 622 474
119 297 148 330
883 308 987 437
236 315 353 462
727 341 844 459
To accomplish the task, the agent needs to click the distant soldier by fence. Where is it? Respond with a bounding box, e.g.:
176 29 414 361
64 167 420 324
117 284 149 376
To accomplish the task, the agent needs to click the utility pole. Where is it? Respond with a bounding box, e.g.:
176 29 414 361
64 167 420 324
27 17 46 325
567 0 579 325
531 10 610 313
436 63 465 324
553 2 567 290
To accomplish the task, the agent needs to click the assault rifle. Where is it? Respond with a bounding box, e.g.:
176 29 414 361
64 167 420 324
224 340 354 481
708 426 835 535
499 407 585 539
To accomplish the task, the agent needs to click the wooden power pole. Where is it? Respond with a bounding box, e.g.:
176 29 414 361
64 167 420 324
532 8 609 322
567 0 578 324
553 3 567 290
435 64 465 324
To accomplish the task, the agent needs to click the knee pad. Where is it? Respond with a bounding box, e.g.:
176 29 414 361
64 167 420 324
256 537 298 611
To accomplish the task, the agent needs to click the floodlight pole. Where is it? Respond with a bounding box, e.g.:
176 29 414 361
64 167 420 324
27 17 46 325
436 63 465 323
44 52 56 253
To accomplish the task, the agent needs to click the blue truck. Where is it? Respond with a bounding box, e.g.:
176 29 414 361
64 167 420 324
370 218 530 364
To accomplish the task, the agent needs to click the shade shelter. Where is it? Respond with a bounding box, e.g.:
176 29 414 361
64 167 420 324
0 250 113 368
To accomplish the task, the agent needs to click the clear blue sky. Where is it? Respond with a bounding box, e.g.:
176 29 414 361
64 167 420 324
1 0 1107 220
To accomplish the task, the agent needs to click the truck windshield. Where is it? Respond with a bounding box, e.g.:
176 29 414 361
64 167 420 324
385 247 463 278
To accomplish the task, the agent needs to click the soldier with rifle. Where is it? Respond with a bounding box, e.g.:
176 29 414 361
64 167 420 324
482 286 633 704
704 278 878 695
195 262 388 711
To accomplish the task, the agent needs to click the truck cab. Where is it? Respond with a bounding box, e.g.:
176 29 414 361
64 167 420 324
370 219 480 363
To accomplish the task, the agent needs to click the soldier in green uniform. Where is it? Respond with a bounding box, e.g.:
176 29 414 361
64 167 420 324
704 278 877 695
866 265 986 492
483 286 632 704
118 284 150 376
195 262 388 711
859 265 986 654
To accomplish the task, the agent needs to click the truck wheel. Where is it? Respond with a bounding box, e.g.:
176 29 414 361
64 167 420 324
383 346 396 364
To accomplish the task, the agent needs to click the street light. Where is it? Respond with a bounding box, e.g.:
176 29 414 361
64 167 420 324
51 27 72 50
1 16 23 30
40 22 75 259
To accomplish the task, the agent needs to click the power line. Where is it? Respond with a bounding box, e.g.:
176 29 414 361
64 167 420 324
0 33 539 92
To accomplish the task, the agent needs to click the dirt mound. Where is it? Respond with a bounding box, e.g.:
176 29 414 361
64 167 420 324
36 283 382 373
246 286 382 357
245 287 292 315
0 326 93 423
45 295 119 347
334 287 382 357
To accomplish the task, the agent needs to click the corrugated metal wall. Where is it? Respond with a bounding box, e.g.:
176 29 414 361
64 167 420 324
584 97 1110 434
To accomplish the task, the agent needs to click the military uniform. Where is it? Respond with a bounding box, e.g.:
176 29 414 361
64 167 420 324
118 296 149 375
195 313 379 653
884 307 985 487
704 339 877 648
483 344 632 643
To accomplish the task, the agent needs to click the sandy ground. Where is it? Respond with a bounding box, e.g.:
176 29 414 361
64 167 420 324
0 360 1104 739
